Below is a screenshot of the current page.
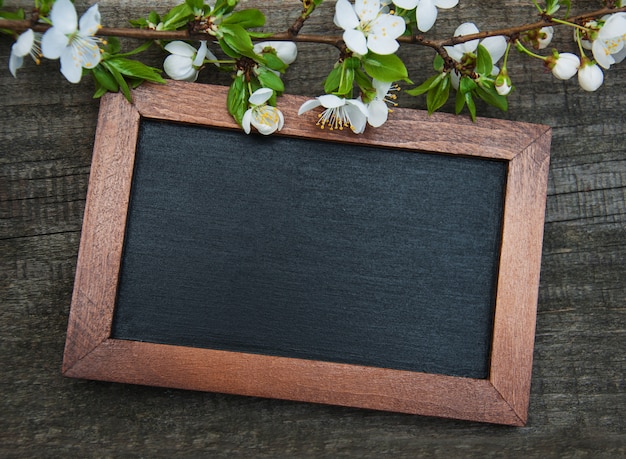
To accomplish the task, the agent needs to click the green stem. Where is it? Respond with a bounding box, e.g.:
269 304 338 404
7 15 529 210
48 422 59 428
515 39 547 61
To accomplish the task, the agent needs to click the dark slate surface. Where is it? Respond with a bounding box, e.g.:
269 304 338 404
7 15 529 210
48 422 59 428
112 120 506 379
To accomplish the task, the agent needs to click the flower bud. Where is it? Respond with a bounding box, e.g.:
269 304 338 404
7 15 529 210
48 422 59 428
253 41 298 65
495 69 512 95
546 52 580 80
578 58 604 91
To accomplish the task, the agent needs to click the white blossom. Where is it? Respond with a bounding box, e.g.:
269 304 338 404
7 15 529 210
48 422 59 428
242 88 284 135
41 0 102 83
334 0 406 56
298 94 368 134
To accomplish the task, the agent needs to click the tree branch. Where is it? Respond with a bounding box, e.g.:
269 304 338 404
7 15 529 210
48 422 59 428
0 5 624 48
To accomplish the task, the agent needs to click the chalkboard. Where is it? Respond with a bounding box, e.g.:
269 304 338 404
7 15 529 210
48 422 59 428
112 120 506 379
63 81 551 426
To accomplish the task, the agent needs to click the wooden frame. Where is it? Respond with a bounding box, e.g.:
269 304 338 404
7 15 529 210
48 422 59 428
63 81 551 426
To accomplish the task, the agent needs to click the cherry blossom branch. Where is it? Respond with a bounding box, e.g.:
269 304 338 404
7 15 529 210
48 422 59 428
1 5 624 48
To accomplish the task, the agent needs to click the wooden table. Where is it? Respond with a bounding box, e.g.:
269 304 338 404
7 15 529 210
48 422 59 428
1 1 624 456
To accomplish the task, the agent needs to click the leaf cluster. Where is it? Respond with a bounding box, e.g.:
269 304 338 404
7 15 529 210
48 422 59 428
323 52 410 102
407 46 508 120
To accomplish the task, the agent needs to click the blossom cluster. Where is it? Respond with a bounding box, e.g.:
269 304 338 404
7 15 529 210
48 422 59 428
2 0 626 135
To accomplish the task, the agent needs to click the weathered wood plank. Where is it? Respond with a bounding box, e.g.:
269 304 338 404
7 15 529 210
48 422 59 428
1 0 624 456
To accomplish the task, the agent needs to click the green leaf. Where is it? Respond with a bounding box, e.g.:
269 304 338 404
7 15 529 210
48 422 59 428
475 44 493 76
92 65 119 92
324 65 342 94
222 9 266 29
475 85 508 112
220 24 256 59
459 75 477 94
105 58 165 83
433 54 444 72
362 53 408 82
227 75 248 125
148 11 161 26
426 75 450 114
257 68 285 93
338 65 354 96
456 90 477 121
406 73 444 96
354 68 375 101
259 52 287 72
161 3 194 30
102 62 132 102
103 37 121 55
218 38 241 58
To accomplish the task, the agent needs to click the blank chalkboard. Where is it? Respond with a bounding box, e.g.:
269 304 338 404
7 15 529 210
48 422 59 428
63 81 551 426
112 120 506 379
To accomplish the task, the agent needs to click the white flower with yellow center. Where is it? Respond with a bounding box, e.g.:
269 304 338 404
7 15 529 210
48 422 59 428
298 94 368 134
41 0 102 84
391 0 459 33
592 13 626 69
334 0 406 56
242 88 285 136
9 29 42 77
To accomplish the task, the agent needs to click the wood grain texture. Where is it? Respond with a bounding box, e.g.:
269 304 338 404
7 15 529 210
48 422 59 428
1 0 624 456
63 82 548 426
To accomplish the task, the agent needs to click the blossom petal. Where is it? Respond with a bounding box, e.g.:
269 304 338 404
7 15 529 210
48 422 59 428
370 14 406 40
367 35 400 55
345 104 367 133
598 12 626 40
242 109 252 134
164 41 197 58
163 54 196 81
592 40 616 69
13 29 35 57
345 98 369 116
434 0 459 8
367 99 389 127
319 94 346 108
355 0 380 23
78 4 101 37
249 87 273 105
392 0 419 9
416 0 438 33
41 27 69 59
454 23 480 53
481 35 507 63
298 99 322 115
59 47 82 83
373 79 392 98
50 0 77 35
334 0 360 30
444 45 464 62
343 29 368 56
77 39 101 69
9 53 24 77
193 41 208 66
